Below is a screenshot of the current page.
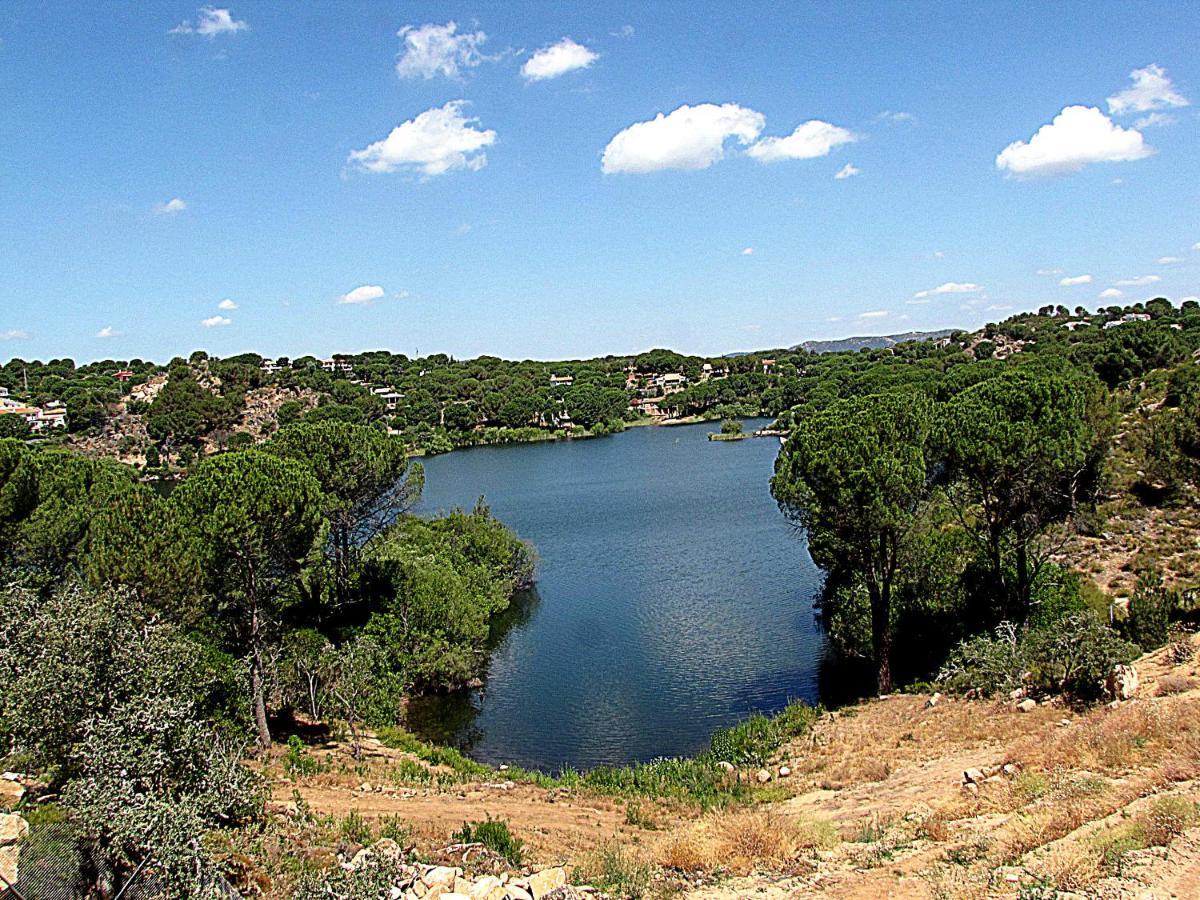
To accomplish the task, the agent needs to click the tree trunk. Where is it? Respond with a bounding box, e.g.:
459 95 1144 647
250 648 272 752
868 580 894 695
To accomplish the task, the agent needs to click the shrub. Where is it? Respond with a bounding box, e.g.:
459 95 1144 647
1024 614 1140 701
1125 572 1174 652
937 622 1024 695
454 817 523 865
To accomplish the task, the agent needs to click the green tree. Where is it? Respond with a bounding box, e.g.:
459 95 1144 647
937 370 1100 621
265 422 424 608
772 392 932 693
168 450 325 749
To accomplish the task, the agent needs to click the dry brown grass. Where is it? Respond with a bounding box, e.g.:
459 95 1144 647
655 808 837 876
1156 674 1195 695
1035 842 1101 892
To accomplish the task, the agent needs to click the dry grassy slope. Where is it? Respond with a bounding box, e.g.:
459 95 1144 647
277 634 1200 899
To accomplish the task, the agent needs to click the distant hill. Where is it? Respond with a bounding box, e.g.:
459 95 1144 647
793 329 958 354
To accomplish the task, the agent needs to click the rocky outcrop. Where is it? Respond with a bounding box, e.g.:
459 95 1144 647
343 846 579 900
1106 664 1139 700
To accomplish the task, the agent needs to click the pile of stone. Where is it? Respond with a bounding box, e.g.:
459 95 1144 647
960 763 1019 794
346 841 591 900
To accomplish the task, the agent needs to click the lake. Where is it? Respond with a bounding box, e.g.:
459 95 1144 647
407 419 826 771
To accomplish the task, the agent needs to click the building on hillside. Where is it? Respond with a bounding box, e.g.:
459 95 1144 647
656 373 687 394
1103 313 1152 329
762 358 776 374
321 357 354 374
113 369 134 382
549 374 574 387
0 387 8 398
372 387 404 411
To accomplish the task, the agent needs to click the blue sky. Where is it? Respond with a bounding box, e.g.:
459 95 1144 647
1 1 1198 363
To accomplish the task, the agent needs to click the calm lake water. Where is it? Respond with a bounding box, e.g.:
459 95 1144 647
407 419 826 771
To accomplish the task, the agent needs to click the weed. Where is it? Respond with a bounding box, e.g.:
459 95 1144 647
454 817 523 866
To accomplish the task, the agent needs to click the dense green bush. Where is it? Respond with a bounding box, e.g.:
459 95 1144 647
454 817 523 865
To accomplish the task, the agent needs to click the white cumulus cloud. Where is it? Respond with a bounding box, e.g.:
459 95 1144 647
1158 256 1183 265
745 120 857 163
995 105 1151 177
395 22 487 79
601 103 764 174
153 197 187 215
171 7 247 37
1059 274 1093 286
913 282 982 299
834 163 860 179
349 101 496 177
96 326 121 339
0 330 29 341
1107 64 1189 115
1099 288 1124 299
218 298 238 310
741 247 754 256
201 315 231 328
1036 268 1064 276
1116 275 1162 286
338 285 386 306
521 38 598 81
858 309 890 319
1135 112 1176 129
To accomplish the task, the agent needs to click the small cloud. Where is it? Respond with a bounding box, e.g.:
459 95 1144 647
1115 275 1162 286
995 105 1151 177
741 247 754 256
858 309 890 319
201 315 231 327
1059 274 1093 286
1135 112 1177 129
1158 256 1184 265
1193 242 1200 251
338 285 386 306
1099 288 1124 299
218 298 238 310
96 326 121 339
746 120 857 163
601 103 764 174
913 281 982 299
395 21 487 80
171 7 248 37
877 110 915 123
153 197 187 215
906 299 930 305
933 251 945 259
610 25 635 38
1036 267 1064 276
834 163 860 179
0 329 30 341
521 37 598 81
1107 64 1189 116
349 101 495 177
454 223 473 236
826 316 843 322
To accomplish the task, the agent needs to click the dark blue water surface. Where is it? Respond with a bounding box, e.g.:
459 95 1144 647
407 419 825 771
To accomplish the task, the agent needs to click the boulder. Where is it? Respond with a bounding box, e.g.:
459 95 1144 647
528 867 566 899
0 846 18 890
1002 763 1018 777
755 769 772 784
777 765 791 778
468 876 502 900
717 761 736 775
0 781 23 809
0 814 28 846
962 782 978 795
962 768 984 785
425 867 461 889
925 692 941 708
506 887 533 900
1016 698 1037 713
1107 664 1139 701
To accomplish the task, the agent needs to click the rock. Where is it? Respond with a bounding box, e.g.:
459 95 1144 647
506 887 533 900
755 769 772 784
925 692 941 708
468 877 503 900
0 814 28 846
963 768 985 785
0 846 18 890
1002 763 1018 777
1107 664 1139 700
717 760 735 774
413 883 428 898
541 889 588 900
1009 688 1026 701
528 867 566 899
1059 719 1072 728
441 894 470 900
1017 698 1038 713
357 781 373 793
962 782 978 795
777 765 791 778
0 781 24 809
498 764 509 772
424 887 446 900
985 775 1004 785
372 838 403 861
